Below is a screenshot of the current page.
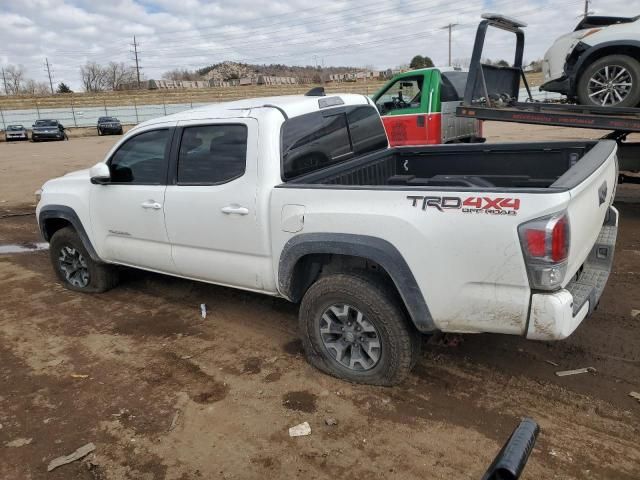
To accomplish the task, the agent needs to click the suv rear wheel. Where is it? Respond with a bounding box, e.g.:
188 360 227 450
49 227 118 293
299 273 420 386
577 54 640 108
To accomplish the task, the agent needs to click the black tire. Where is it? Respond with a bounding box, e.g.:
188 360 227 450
49 227 118 293
97 128 102 136
299 273 419 386
577 54 640 108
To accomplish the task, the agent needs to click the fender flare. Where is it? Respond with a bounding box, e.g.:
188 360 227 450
278 233 436 333
38 205 101 262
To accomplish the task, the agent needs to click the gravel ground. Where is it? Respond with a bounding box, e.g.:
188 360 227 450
0 122 638 480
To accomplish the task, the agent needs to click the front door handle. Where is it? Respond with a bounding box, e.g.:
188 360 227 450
221 205 249 215
141 201 162 210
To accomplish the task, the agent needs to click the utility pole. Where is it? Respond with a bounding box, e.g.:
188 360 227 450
1 68 8 95
45 58 54 94
132 36 141 88
441 23 459 67
584 0 590 18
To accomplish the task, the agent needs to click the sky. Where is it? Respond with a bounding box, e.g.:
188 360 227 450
0 0 634 90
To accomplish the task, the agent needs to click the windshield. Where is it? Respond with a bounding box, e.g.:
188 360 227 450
7 125 24 131
99 117 117 122
35 120 58 127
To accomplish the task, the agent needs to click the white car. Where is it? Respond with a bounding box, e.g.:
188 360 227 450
36 93 618 385
541 14 640 107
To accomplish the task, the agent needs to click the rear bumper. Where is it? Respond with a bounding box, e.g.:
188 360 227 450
526 206 618 340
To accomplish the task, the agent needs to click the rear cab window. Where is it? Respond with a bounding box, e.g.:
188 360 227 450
440 71 468 102
281 105 387 180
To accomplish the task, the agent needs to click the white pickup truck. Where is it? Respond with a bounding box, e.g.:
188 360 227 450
36 92 619 386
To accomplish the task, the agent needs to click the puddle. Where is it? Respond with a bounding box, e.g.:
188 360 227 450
0 242 49 255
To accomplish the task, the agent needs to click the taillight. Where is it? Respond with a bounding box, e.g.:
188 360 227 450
518 212 570 291
551 216 568 262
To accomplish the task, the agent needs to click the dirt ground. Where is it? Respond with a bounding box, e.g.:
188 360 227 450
1 123 639 479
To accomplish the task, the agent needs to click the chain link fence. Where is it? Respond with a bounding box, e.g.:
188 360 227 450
0 82 385 131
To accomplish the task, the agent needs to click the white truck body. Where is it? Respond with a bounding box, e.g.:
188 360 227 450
37 94 619 384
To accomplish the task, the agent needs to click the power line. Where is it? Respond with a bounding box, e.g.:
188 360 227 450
44 58 54 94
0 0 585 82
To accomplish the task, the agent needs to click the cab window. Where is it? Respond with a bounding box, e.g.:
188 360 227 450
177 124 247 185
375 76 424 115
440 71 468 102
108 129 171 184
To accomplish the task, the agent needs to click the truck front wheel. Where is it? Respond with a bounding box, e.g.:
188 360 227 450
49 227 119 293
299 273 419 386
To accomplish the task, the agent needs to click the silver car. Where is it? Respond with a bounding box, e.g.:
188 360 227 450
4 124 29 142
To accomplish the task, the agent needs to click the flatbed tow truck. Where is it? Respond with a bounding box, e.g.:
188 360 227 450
457 14 640 181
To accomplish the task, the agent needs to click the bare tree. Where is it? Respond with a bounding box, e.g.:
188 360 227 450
453 57 471 69
162 68 201 81
80 61 106 92
104 62 136 90
5 65 26 95
21 79 50 96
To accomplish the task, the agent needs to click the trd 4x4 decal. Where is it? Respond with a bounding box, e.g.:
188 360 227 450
408 195 521 215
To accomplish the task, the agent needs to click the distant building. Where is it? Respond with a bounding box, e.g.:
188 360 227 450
116 79 209 91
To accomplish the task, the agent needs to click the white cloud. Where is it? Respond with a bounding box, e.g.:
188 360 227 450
0 0 635 90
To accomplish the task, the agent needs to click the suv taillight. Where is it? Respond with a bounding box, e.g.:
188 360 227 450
518 212 570 291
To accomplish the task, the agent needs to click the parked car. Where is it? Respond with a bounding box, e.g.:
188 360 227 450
97 117 123 136
36 93 618 386
32 119 67 142
372 67 482 146
540 14 640 107
4 124 29 141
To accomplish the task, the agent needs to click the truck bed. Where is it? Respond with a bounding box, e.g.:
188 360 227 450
285 141 615 191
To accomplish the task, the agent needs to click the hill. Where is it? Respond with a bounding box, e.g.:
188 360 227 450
196 61 366 82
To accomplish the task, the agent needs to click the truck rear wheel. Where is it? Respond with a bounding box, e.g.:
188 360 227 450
299 273 419 386
577 55 640 108
49 227 119 293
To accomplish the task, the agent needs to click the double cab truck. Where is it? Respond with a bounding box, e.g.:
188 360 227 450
36 93 618 386
372 67 482 146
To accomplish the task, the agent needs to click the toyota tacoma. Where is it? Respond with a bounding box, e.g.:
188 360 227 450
36 93 619 385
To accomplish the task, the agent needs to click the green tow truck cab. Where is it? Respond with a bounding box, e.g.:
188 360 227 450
372 67 483 147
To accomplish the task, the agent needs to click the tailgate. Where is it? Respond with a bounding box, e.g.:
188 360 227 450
559 141 618 308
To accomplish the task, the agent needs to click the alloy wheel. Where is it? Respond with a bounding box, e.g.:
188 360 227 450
319 304 381 371
588 65 633 106
58 246 90 288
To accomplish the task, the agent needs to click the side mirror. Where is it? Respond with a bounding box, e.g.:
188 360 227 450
90 163 111 185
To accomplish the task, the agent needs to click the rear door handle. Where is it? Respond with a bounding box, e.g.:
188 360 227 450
221 205 249 215
141 201 162 210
